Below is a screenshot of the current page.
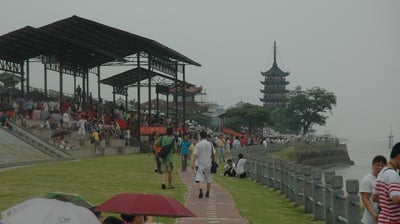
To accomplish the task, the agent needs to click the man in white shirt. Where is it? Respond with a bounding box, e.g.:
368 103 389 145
191 130 213 198
236 153 247 178
62 111 70 129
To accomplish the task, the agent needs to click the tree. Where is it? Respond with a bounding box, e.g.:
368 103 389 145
222 103 270 134
185 109 211 127
285 86 336 136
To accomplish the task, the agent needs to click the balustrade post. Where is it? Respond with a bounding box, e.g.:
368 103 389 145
281 160 289 195
256 157 262 183
273 157 281 190
303 165 313 213
346 179 360 224
267 157 274 188
295 164 304 206
261 158 268 185
288 162 296 201
313 168 324 221
331 175 345 224
325 171 335 224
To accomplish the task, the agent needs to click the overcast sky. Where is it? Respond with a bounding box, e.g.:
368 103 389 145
1 0 399 142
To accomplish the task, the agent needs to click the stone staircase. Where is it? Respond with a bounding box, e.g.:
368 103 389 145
0 119 141 169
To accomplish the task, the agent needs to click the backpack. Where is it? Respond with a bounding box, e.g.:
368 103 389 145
159 136 174 159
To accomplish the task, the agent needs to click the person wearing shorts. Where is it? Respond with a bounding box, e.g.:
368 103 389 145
191 130 213 198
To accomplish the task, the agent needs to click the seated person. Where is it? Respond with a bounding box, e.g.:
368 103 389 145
0 111 12 128
223 158 237 177
236 153 247 178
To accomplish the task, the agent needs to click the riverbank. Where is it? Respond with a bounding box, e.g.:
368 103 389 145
271 143 355 169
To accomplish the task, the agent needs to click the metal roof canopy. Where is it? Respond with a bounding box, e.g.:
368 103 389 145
0 26 124 69
101 67 171 88
0 15 200 73
39 15 201 68
100 67 195 89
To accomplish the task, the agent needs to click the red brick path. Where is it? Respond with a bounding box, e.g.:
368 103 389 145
177 170 248 224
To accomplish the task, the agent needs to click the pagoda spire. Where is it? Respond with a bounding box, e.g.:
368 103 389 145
273 40 277 66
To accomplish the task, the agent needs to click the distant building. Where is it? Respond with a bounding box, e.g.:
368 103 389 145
260 41 290 108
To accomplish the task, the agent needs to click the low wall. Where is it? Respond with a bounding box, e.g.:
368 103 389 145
294 144 354 168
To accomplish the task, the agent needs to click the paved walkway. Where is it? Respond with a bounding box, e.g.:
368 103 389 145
177 170 248 224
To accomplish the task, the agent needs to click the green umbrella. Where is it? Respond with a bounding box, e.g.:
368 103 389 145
43 192 94 209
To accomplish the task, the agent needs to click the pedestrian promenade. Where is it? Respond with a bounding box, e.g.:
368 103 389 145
177 170 248 224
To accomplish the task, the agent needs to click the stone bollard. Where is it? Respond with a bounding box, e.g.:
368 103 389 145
256 157 263 183
281 160 289 195
331 175 345 224
261 158 268 185
295 164 304 206
303 165 313 213
288 162 296 201
273 157 281 190
267 157 274 188
346 179 361 224
244 156 251 179
250 154 257 180
313 168 324 221
325 171 336 224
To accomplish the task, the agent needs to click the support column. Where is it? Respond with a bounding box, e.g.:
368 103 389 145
182 64 186 135
20 61 25 97
26 60 30 95
148 57 152 125
97 66 101 103
136 53 141 145
174 61 178 129
59 63 63 101
82 73 86 107
44 64 48 98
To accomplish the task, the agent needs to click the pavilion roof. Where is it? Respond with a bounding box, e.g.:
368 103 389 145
0 15 201 70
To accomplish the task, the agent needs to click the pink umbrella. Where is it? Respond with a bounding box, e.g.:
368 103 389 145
94 192 195 218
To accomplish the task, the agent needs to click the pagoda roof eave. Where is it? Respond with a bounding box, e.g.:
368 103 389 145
261 64 289 77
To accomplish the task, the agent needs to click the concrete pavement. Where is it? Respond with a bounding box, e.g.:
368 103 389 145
177 170 248 224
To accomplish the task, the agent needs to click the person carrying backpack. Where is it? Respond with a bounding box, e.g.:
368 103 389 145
155 127 177 189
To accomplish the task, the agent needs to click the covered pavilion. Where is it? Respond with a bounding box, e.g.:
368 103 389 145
0 15 201 142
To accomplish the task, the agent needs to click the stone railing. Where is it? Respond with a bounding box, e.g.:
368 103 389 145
232 145 360 224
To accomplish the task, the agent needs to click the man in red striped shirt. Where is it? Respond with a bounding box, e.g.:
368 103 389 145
374 142 400 224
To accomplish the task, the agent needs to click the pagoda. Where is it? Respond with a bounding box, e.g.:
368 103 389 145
260 41 290 108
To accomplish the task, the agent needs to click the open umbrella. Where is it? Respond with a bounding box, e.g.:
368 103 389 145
1 198 100 224
94 192 196 218
43 192 94 209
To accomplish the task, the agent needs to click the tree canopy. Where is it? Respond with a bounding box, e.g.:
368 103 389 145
221 103 270 133
277 86 336 136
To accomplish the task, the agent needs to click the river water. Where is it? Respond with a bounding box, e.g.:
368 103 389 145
328 139 393 183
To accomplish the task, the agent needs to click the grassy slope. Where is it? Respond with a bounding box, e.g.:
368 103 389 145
0 153 322 224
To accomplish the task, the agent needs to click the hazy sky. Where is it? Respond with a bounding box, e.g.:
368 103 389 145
1 0 399 142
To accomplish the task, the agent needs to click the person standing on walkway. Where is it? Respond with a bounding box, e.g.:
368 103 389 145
374 142 400 223
360 155 387 224
180 134 191 171
156 127 177 189
217 134 226 163
191 130 213 198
